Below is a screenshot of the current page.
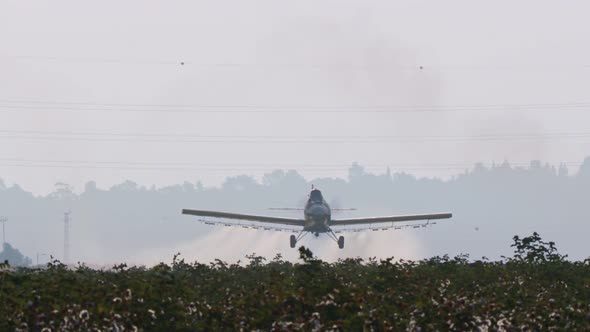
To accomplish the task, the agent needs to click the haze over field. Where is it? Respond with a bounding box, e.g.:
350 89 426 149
0 1 589 264
2 160 590 265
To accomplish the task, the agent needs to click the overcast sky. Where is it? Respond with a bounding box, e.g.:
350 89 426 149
1 0 589 194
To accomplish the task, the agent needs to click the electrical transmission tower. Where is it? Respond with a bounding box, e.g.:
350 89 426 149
63 211 71 264
0 217 6 247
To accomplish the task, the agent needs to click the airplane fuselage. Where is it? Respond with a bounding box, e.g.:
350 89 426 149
303 189 331 233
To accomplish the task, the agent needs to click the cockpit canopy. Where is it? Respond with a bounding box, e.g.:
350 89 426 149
309 189 323 203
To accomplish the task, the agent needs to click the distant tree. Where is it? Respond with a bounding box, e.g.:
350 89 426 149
84 181 98 193
222 175 259 192
50 182 76 200
262 169 307 190
111 180 140 192
348 162 367 182
0 243 32 266
182 181 195 193
578 157 590 177
558 163 569 177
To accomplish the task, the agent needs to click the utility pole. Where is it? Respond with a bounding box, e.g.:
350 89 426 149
63 211 70 264
36 252 47 266
0 217 7 247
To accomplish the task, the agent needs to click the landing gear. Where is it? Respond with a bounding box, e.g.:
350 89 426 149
290 231 308 248
290 229 344 249
326 229 345 249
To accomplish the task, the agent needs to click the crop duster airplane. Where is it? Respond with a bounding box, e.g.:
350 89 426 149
182 188 452 249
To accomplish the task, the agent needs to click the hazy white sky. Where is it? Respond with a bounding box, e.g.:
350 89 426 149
1 0 589 194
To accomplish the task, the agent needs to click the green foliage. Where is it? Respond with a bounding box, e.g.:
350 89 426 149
1 234 589 331
298 246 316 263
510 232 567 263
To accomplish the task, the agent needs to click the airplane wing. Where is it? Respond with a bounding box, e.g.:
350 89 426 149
182 209 304 227
331 212 452 226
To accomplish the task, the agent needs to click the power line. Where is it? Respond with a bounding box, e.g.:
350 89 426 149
0 129 590 144
0 55 179 65
2 55 590 71
0 158 577 167
0 163 475 172
0 159 579 173
3 98 590 109
0 128 589 139
0 100 589 113
63 211 70 265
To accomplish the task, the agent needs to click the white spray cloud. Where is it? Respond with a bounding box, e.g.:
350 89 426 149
133 227 426 266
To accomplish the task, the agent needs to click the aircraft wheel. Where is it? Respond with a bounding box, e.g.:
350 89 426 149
338 236 344 249
290 235 296 248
